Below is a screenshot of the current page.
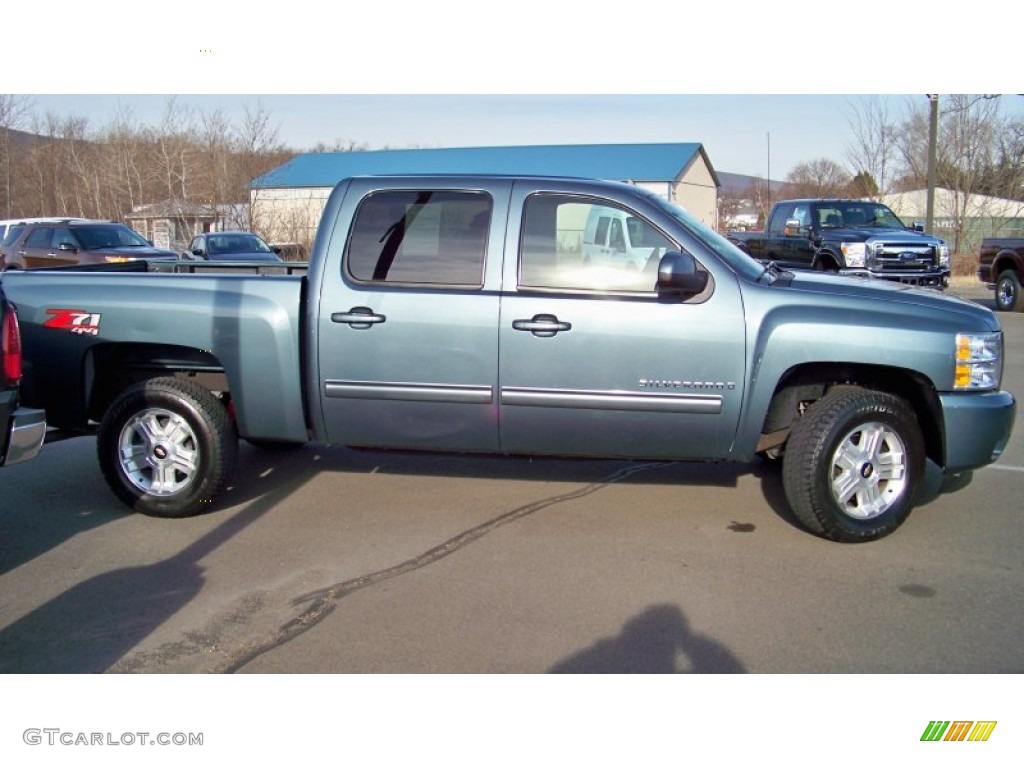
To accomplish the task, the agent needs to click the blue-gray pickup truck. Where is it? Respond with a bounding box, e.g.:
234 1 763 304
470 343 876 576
2 176 1016 542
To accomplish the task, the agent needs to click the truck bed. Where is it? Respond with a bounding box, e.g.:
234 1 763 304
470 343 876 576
3 267 309 442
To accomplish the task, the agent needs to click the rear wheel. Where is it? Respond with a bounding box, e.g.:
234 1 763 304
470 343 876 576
98 377 237 518
995 269 1021 312
782 389 924 542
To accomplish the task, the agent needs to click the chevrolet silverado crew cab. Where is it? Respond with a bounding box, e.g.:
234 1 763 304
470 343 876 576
2 176 1015 542
729 198 951 288
1 277 46 467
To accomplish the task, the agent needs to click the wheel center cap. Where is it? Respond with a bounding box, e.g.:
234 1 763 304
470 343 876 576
860 462 875 479
153 445 169 460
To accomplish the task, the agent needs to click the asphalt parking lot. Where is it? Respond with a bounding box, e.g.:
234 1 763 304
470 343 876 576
0 285 1021 674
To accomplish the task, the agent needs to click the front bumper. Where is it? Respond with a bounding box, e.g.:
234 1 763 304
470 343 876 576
2 407 46 467
840 268 950 289
940 390 1016 472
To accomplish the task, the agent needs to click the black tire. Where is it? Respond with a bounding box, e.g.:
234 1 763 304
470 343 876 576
782 388 924 542
995 269 1021 312
97 377 238 518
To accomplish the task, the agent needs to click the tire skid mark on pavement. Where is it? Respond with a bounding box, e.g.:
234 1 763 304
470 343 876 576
220 461 668 673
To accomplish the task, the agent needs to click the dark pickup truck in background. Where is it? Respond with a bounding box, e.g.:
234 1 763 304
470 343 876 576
977 237 1024 312
1 278 45 467
729 199 950 288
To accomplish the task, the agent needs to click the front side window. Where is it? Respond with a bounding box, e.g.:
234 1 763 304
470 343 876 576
345 190 491 287
51 228 78 249
521 195 674 292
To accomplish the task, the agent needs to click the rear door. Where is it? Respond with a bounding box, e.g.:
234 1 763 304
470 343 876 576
18 227 56 268
317 178 511 452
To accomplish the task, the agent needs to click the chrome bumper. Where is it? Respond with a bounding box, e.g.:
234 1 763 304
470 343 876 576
2 407 46 467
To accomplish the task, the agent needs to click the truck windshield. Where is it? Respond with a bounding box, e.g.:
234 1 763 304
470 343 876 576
74 225 150 249
647 194 766 281
818 203 906 229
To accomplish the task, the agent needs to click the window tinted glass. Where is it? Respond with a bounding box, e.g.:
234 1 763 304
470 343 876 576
521 195 673 292
1 224 27 247
24 228 52 248
74 225 149 249
346 190 491 286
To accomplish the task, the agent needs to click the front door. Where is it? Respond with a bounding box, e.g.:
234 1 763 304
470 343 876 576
498 189 747 460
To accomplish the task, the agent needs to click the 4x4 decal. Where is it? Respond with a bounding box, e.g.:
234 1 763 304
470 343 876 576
44 308 102 336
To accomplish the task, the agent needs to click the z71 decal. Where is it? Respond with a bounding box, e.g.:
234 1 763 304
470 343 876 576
44 308 102 336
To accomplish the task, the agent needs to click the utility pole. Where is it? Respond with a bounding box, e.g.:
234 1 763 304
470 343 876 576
925 94 939 232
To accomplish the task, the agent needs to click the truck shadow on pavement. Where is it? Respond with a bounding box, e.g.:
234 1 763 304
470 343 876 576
549 604 746 673
0 452 317 673
0 440 978 672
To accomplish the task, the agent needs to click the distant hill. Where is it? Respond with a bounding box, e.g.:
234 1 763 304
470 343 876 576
1 127 47 152
717 170 788 197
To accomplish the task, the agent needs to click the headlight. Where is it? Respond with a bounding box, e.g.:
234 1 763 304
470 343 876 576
841 242 866 268
954 332 1002 390
938 244 950 268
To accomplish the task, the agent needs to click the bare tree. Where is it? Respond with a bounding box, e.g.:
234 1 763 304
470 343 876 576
892 95 1022 253
844 95 897 196
785 158 851 199
0 94 33 218
102 106 149 216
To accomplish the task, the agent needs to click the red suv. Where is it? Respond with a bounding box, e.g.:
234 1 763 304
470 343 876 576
1 219 178 270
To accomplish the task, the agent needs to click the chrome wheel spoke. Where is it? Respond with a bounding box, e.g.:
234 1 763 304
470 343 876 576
829 421 908 520
118 408 200 496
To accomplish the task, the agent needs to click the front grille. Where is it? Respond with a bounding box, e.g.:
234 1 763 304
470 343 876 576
872 242 937 272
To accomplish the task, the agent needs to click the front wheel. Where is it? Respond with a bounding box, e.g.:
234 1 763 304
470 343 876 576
98 377 238 518
995 269 1021 312
782 389 924 542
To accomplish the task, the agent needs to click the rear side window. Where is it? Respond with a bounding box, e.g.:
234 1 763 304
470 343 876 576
1 225 26 247
24 228 53 248
345 190 492 287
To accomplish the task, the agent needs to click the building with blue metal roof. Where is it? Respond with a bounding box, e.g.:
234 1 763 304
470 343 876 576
251 143 720 247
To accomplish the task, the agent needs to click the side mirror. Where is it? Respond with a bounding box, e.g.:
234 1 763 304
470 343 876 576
191 247 205 257
657 251 709 298
911 221 925 232
272 246 282 255
57 242 77 251
783 218 804 237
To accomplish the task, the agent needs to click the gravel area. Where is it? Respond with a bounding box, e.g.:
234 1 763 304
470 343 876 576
948 275 992 302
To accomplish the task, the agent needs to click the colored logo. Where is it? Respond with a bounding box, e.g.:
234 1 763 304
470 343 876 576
44 309 102 336
921 721 997 742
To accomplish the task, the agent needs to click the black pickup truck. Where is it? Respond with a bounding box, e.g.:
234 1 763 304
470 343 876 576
1 278 45 467
977 237 1024 312
729 199 950 288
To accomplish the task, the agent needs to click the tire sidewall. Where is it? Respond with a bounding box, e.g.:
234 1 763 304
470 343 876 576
98 379 233 518
785 391 925 542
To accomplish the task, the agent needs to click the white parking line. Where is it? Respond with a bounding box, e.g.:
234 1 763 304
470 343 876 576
984 464 1024 473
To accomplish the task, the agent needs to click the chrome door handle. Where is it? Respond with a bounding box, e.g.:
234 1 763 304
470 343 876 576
512 314 571 337
331 307 386 329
